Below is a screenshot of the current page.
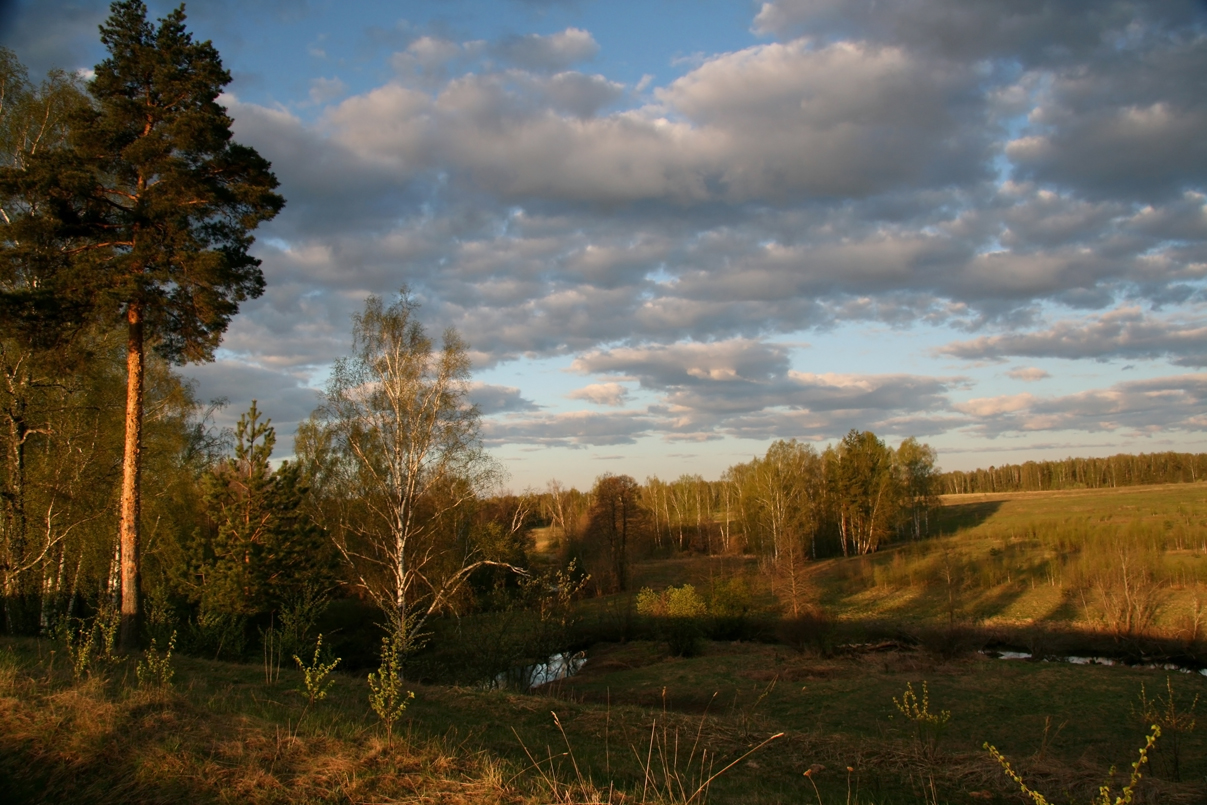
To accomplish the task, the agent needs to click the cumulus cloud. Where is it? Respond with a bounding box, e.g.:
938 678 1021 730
179 361 323 437
19 0 1205 464
573 339 792 387
751 0 1199 66
482 410 656 447
1007 367 1050 382
567 338 961 439
567 382 630 406
957 374 1207 437
939 308 1207 367
201 2 1204 386
493 28 599 71
308 76 347 104
319 36 990 205
468 382 541 414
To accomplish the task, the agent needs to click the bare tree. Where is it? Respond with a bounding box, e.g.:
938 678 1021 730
308 290 510 644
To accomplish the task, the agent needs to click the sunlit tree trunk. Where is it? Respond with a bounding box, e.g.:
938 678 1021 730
118 302 144 650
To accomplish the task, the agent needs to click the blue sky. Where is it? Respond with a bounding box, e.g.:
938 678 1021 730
6 0 1207 490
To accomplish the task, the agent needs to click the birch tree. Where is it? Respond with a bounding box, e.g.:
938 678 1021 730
830 430 898 556
309 290 507 645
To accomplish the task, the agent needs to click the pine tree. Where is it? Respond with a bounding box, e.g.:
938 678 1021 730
66 2 284 648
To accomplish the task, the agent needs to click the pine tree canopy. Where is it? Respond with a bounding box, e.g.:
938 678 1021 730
73 0 284 361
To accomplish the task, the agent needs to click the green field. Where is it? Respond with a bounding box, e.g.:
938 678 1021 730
815 483 1207 632
4 482 1207 804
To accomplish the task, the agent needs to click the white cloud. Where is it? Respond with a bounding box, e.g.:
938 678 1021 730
1007 367 1050 382
567 382 630 406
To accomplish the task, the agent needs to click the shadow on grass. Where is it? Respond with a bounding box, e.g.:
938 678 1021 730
931 499 1004 536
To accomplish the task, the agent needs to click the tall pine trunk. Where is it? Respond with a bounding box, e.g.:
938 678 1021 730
119 301 144 651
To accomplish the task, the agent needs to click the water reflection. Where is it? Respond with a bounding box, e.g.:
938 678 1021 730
490 650 587 691
981 649 1207 676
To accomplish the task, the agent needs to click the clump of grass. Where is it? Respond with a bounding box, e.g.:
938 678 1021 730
892 681 950 758
516 708 783 805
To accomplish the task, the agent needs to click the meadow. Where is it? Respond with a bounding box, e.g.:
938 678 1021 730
3 482 1207 804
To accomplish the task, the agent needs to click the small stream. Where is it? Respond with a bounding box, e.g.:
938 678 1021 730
981 649 1207 676
490 650 587 691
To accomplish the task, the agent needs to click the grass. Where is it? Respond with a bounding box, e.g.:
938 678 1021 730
5 631 1206 803
805 483 1207 636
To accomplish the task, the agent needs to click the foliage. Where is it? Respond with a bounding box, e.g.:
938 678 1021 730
136 629 176 689
294 633 340 706
184 402 333 619
0 48 109 635
830 430 898 556
367 632 415 745
895 437 940 540
30 0 285 649
943 451 1207 494
581 473 644 593
637 584 708 656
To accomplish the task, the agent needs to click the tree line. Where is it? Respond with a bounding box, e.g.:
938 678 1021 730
939 452 1207 495
540 432 941 613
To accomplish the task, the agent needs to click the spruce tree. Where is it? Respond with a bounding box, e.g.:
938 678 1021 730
189 402 331 618
72 1 284 648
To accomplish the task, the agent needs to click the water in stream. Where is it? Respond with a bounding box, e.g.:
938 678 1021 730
490 650 587 691
981 649 1207 676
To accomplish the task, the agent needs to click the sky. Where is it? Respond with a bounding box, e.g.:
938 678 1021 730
4 0 1207 491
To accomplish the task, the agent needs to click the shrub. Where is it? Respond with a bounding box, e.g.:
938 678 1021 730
368 632 415 746
637 584 707 656
892 681 950 758
294 633 340 706
136 630 177 689
1136 677 1198 781
986 724 1159 805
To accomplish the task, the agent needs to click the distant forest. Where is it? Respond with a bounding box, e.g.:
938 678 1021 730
939 452 1207 495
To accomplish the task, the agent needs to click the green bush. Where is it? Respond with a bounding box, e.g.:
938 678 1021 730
637 584 708 656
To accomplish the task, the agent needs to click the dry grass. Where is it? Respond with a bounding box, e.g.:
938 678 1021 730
0 644 527 805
